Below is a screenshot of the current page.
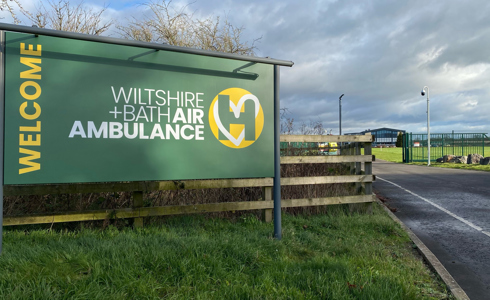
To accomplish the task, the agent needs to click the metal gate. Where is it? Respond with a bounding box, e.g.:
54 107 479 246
402 133 488 163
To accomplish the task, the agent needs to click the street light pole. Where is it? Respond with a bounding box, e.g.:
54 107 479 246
421 86 430 166
339 94 344 155
339 94 344 135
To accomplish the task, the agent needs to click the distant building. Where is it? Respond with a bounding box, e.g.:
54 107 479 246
346 127 406 146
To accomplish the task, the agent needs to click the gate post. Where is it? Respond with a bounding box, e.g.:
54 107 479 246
402 134 406 163
462 134 464 156
410 133 413 162
483 134 485 157
442 135 444 158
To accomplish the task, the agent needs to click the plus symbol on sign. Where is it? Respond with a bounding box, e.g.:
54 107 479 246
109 106 122 119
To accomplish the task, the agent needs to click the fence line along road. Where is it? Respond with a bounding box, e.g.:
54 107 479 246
3 134 374 227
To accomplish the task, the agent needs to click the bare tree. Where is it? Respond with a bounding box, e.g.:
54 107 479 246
25 0 113 35
281 117 295 135
194 17 258 54
299 120 325 135
0 0 27 24
118 0 260 55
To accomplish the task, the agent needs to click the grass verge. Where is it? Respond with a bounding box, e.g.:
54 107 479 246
407 162 490 171
1 205 452 299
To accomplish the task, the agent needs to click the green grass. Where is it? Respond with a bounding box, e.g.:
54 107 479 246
0 206 452 299
371 147 403 163
408 162 490 171
370 147 490 172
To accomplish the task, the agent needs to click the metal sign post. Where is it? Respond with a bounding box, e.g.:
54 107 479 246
273 65 281 240
0 30 4 254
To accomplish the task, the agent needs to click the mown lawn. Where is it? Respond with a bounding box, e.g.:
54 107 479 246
371 147 490 172
0 205 452 299
372 147 403 163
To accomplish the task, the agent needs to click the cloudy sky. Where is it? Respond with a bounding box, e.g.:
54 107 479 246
2 0 490 134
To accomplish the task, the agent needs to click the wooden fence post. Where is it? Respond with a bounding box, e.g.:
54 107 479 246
364 134 373 214
348 142 357 213
262 186 272 223
355 142 362 193
348 143 355 175
132 191 144 228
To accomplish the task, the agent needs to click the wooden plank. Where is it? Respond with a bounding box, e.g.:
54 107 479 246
3 208 138 226
281 175 374 186
159 178 274 189
280 135 373 143
281 195 374 208
139 201 271 217
280 155 372 164
4 178 274 196
3 202 271 226
4 173 375 196
3 195 375 226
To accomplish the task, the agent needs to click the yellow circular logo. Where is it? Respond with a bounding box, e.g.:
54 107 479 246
209 88 264 149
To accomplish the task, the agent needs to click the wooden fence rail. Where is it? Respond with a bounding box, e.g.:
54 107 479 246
3 134 374 227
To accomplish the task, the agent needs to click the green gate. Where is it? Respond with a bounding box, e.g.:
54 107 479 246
402 133 489 163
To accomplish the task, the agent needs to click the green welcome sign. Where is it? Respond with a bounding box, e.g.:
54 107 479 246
4 32 274 184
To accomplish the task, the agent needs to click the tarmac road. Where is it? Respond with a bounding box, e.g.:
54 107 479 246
373 160 490 300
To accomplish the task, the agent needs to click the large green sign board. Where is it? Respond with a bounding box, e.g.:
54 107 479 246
4 32 274 184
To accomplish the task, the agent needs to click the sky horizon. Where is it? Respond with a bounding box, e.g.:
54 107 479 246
2 0 489 135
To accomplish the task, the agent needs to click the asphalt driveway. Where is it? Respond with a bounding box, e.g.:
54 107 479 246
373 160 490 300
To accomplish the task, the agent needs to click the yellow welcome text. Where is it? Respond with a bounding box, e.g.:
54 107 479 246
18 42 42 175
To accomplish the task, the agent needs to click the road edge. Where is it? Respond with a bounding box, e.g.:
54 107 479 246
375 199 470 300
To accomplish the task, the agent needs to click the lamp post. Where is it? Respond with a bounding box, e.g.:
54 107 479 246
421 86 430 166
339 94 344 155
339 94 344 135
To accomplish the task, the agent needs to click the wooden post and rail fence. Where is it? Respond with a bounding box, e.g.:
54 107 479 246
2 134 374 227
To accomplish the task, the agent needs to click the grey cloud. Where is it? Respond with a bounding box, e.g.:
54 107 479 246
6 0 490 134
96 0 490 134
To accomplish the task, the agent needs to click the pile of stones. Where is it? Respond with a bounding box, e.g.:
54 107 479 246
435 154 490 165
